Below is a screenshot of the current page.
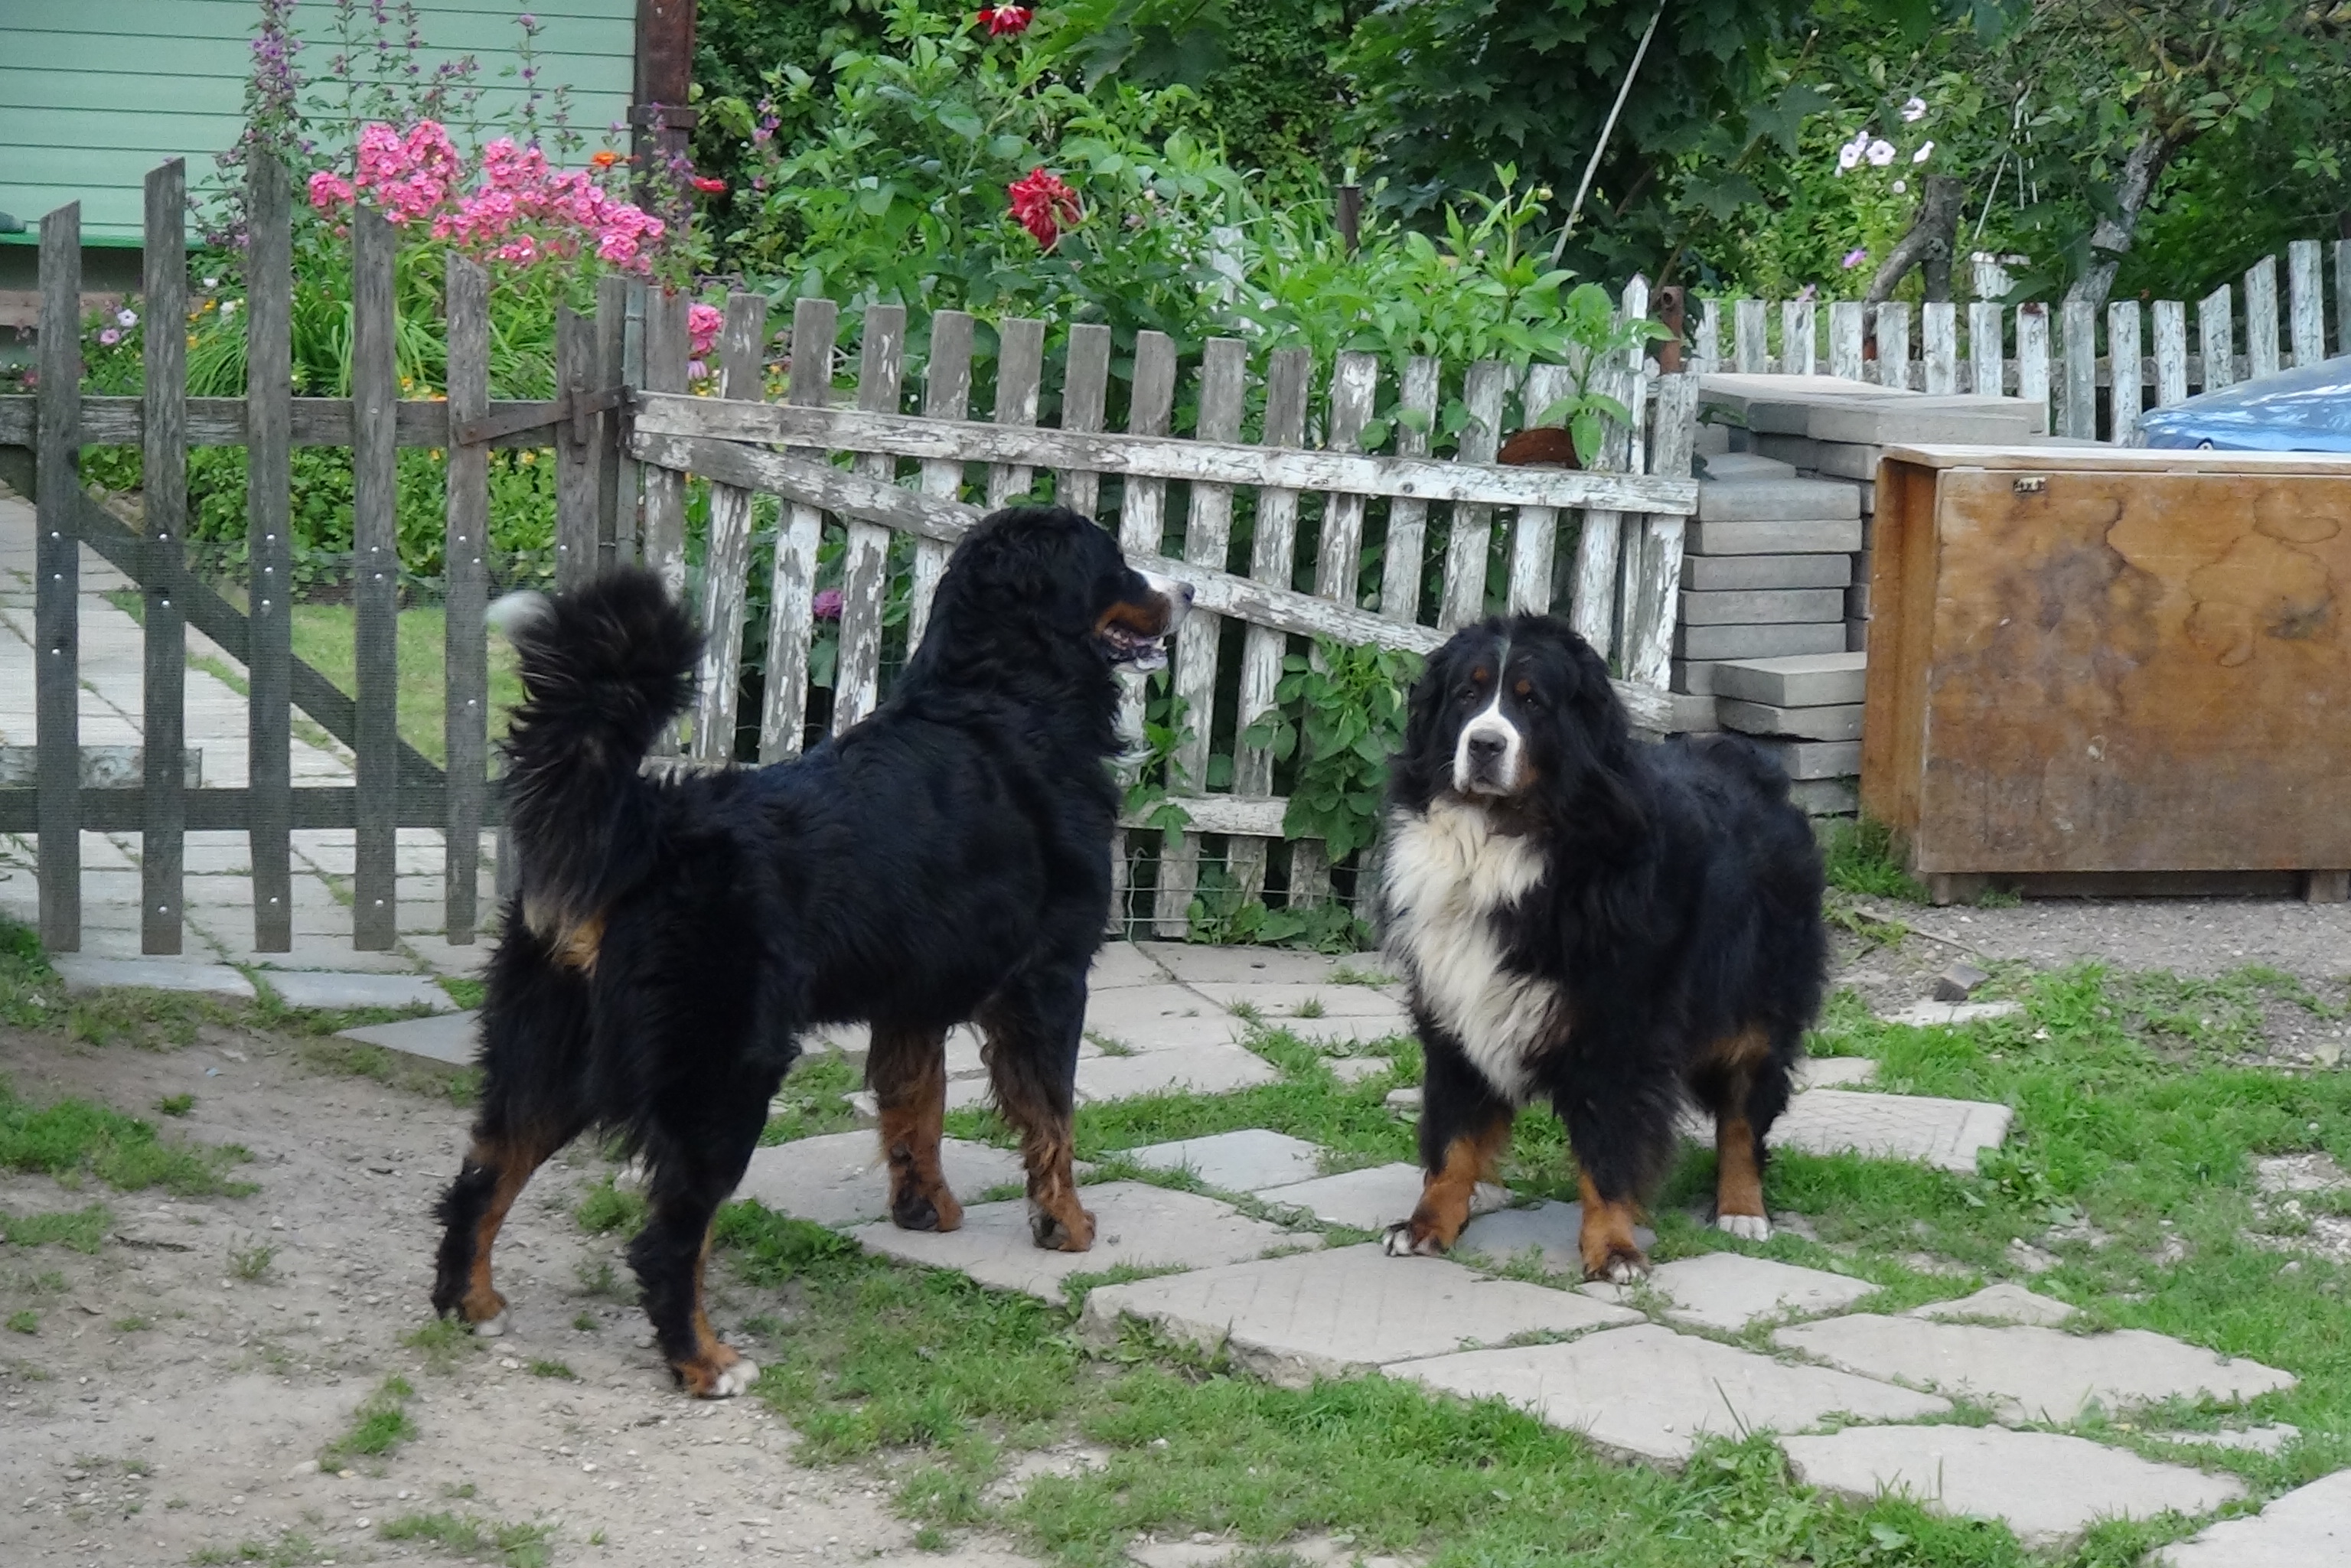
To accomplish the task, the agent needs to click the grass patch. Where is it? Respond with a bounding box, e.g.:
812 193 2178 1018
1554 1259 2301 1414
320 1374 419 1469
0 1074 254 1196
526 1358 576 1380
5 1309 36 1333
732 964 2351 1565
190 1535 327 1566
761 1049 865 1143
155 1093 196 1117
0 915 239 1048
439 976 487 1010
379 1511 552 1568
290 602 523 769
114 1314 150 1332
574 1175 647 1237
401 1315 482 1373
1818 815 1928 903
293 1038 478 1107
0 1202 111 1252
229 1240 276 1280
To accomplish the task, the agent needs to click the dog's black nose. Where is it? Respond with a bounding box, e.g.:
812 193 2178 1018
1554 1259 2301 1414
1466 734 1505 763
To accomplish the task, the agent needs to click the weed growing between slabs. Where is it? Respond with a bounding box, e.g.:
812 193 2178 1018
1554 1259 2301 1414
715 961 2351 1565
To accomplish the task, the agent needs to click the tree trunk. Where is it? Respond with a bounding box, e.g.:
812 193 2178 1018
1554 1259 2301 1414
2062 124 2185 315
1864 176 1967 306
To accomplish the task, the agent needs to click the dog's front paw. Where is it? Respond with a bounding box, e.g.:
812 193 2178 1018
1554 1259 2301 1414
1030 1204 1096 1252
1716 1212 1772 1242
1381 1221 1450 1258
471 1309 510 1338
1582 1244 1651 1286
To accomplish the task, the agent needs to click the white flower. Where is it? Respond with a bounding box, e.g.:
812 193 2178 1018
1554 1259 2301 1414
203 276 219 288
1902 96 1928 122
220 299 237 315
116 308 138 328
1837 142 1864 173
1913 140 1935 164
1867 139 1897 167
1892 179 1907 194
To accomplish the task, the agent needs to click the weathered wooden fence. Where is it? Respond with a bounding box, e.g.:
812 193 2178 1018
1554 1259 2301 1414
1691 243 2351 442
0 156 1703 954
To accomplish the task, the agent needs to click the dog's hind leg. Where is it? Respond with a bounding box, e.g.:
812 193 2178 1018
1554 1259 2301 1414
1687 1025 1785 1243
869 1024 960 1232
977 976 1093 1253
432 944 590 1335
1386 1026 1515 1257
630 1089 770 1399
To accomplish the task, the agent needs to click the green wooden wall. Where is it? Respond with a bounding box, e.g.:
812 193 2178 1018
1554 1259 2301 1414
1 0 637 248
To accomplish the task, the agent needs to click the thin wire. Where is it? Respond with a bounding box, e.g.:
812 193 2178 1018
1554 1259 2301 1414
1549 0 1669 268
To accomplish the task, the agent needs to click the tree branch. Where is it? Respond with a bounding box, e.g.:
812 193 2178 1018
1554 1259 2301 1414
1863 175 1967 306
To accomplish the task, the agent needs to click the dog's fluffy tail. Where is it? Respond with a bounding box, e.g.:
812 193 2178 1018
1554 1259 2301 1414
496 568 701 937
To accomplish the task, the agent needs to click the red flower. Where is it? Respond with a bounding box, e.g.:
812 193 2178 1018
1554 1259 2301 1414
978 5 1033 35
1007 167 1081 249
690 175 727 194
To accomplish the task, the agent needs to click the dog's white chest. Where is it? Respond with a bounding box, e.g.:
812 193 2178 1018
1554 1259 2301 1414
1381 798 1563 1104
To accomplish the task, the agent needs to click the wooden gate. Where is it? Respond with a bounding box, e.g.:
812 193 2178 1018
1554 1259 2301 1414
0 155 1700 955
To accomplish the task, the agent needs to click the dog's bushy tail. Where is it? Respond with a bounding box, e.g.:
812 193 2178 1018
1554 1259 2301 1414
493 567 701 935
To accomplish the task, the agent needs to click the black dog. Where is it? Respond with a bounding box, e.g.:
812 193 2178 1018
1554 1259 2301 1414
1378 614 1826 1281
430 506 1189 1395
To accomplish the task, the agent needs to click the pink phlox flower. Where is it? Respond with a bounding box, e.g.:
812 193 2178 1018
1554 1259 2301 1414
686 303 724 358
97 328 121 347
1842 247 1869 269
308 171 357 212
811 588 845 621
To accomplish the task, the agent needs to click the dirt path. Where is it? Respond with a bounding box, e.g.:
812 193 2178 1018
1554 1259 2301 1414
0 1025 1016 1568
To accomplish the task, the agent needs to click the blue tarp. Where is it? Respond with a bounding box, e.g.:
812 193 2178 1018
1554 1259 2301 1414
2135 356 2351 451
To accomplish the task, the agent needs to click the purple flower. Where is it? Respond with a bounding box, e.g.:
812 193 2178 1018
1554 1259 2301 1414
811 588 845 621
97 328 121 346
1796 284 1818 303
1842 247 1869 269
686 358 709 382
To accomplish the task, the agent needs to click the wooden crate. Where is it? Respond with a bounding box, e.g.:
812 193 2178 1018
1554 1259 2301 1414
1861 445 2351 902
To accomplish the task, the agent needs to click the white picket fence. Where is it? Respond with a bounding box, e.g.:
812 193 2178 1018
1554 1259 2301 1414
1688 241 2351 442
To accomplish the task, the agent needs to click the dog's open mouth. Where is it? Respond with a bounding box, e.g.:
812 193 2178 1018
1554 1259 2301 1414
1098 623 1173 671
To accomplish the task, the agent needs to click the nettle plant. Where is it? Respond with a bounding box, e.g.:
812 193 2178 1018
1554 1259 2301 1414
1243 641 1423 864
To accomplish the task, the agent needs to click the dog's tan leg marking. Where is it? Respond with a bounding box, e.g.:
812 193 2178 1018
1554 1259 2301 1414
1386 1113 1513 1257
670 1227 757 1399
458 1130 559 1331
870 1026 961 1233
1577 1169 1651 1283
1694 1026 1773 1241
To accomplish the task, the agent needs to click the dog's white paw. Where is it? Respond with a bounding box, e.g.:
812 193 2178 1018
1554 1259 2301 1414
1381 1223 1443 1258
471 1311 509 1338
1717 1214 1772 1242
708 1358 760 1399
1601 1256 1645 1286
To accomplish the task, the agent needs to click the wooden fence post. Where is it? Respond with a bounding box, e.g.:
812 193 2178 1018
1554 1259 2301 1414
2199 285 2235 393
594 272 634 572
140 161 188 955
2108 300 2143 443
1157 337 1249 939
689 293 767 763
1376 357 1442 623
1052 321 1112 520
1828 301 1865 380
2015 303 2049 425
2059 298 2096 440
1922 302 1956 394
1967 302 2002 396
1116 331 1179 930
2153 298 2189 406
833 305 905 734
1567 364 1634 657
905 310 976 649
2245 255 2280 383
639 290 690 596
1621 373 1698 690
1873 302 1911 390
760 296 839 761
1508 363 1572 614
1230 347 1313 905
1734 299 1766 373
1692 298 1721 375
1780 298 1816 376
986 318 1046 508
2287 240 2325 367
35 202 83 951
246 154 295 952
350 207 399 950
553 307 601 592
442 256 490 943
1440 361 1509 629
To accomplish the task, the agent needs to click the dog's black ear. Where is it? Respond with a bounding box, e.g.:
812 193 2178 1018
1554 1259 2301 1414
1563 632 1653 841
1393 641 1460 804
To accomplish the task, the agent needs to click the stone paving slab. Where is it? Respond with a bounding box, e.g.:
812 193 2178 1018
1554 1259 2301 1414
49 954 256 999
1769 1088 2012 1173
262 970 457 1012
852 1181 1308 1301
736 1130 1029 1227
1265 1012 1415 1048
1075 1042 1279 1102
1090 943 1171 989
1880 999 2026 1028
1908 1283 2075 1327
2158 1468 2351 1567
1782 1425 2246 1547
1185 982 1406 1016
2149 1423 2299 1456
1453 1201 1655 1275
1254 1162 1508 1232
1773 1316 2297 1422
1386 1323 1951 1465
1136 943 1377 986
1793 1057 1878 1090
1326 1056 1391 1084
1081 1244 1639 1387
1586 1252 1878 1331
336 1010 481 1067
1120 1130 1326 1192
1083 985 1242 1049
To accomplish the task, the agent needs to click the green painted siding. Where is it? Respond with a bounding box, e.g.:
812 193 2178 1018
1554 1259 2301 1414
1 0 637 245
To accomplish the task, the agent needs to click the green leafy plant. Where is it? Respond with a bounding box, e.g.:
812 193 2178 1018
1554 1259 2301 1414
1242 641 1420 864
1531 281 1672 465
